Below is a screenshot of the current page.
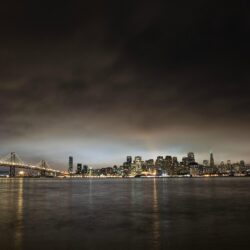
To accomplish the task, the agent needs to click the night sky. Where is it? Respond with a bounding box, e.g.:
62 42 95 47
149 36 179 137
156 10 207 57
0 1 249 168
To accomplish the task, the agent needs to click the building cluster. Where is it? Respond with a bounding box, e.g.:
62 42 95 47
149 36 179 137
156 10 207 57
68 156 91 175
68 153 250 177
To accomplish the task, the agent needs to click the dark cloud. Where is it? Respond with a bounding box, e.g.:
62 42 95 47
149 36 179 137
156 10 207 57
0 1 249 167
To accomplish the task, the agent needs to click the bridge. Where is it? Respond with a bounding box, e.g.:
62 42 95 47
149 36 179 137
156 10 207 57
0 152 64 177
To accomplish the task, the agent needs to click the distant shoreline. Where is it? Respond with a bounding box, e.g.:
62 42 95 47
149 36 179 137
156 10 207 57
1 175 250 180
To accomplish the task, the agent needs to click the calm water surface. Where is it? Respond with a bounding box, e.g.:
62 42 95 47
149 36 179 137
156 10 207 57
0 178 250 250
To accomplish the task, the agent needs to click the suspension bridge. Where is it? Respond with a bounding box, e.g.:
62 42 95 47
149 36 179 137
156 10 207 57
0 152 64 177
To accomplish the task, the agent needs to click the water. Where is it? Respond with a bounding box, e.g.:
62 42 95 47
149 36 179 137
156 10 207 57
0 177 250 250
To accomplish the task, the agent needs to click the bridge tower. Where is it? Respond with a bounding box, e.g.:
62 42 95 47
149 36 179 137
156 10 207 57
9 152 16 177
40 160 47 177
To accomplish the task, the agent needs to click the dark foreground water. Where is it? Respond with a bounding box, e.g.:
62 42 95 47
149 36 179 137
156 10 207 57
0 178 250 250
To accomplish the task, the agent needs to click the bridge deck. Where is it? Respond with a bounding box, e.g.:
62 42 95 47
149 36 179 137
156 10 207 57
0 161 62 174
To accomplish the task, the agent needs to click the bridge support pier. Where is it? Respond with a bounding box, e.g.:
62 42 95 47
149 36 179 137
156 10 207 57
9 166 16 177
10 152 16 177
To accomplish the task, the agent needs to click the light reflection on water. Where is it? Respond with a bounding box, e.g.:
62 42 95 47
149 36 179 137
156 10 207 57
0 177 250 250
0 179 24 250
14 178 23 250
152 178 160 249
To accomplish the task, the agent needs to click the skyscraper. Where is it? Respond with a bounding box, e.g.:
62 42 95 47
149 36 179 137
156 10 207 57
82 165 89 175
187 152 195 163
76 163 82 174
165 156 173 173
172 157 178 166
126 156 132 164
68 156 73 173
134 156 143 172
210 153 214 167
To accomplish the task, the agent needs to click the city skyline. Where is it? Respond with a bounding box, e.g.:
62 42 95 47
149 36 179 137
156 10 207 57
68 151 249 169
1 150 249 177
1 149 249 171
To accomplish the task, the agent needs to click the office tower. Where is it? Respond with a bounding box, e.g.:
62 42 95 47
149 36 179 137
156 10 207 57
172 157 178 166
76 163 82 174
165 156 173 165
165 156 172 173
182 157 189 166
145 159 154 172
134 156 142 172
187 152 195 163
226 160 231 171
240 160 245 172
240 160 245 167
155 156 164 169
210 153 214 167
126 156 132 164
68 156 73 173
134 156 142 162
218 161 225 173
82 165 89 175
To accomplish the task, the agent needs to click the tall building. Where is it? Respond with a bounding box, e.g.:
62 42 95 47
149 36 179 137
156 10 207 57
210 153 214 167
165 156 172 166
240 160 245 168
82 165 89 175
68 156 73 173
172 157 178 166
134 156 143 172
218 161 225 173
145 159 154 172
187 152 195 163
182 157 189 166
226 160 232 171
134 156 142 162
76 163 82 174
240 160 245 172
126 156 132 164
165 156 173 174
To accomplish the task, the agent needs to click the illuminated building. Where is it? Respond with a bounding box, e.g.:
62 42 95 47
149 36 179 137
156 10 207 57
123 156 132 172
165 156 173 174
82 165 88 175
155 156 164 168
145 159 154 172
226 160 232 171
133 156 143 172
210 153 214 167
172 157 178 166
134 156 142 163
126 156 132 164
240 160 246 172
219 161 226 173
68 156 73 173
76 163 82 174
188 152 195 163
182 157 189 166
189 162 200 176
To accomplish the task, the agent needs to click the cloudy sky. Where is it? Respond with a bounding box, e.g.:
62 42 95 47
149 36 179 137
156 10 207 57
0 1 249 168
